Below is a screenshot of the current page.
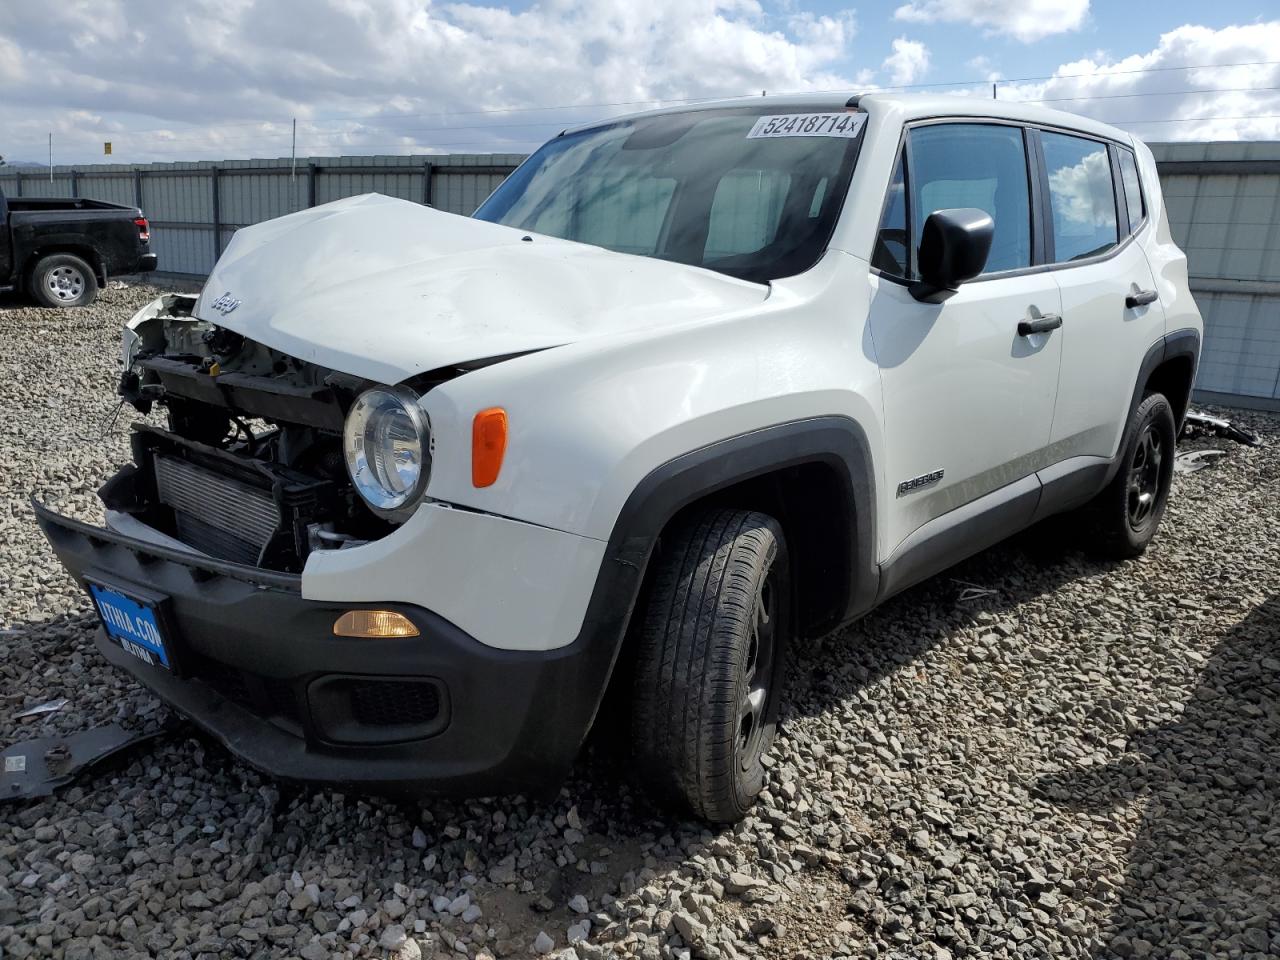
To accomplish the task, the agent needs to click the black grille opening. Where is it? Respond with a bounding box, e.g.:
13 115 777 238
350 680 441 727
308 676 449 745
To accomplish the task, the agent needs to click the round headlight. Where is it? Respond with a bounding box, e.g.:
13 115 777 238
343 386 430 516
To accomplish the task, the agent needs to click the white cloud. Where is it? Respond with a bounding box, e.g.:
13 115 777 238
2 5 1279 164
0 0 860 163
1046 145 1114 228
894 0 1090 43
967 55 1002 82
882 38 930 86
995 21 1280 142
0 36 24 84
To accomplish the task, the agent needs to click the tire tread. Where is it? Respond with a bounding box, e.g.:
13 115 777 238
1087 391 1176 559
631 507 785 822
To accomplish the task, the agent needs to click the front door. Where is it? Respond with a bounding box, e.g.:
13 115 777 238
867 122 1063 557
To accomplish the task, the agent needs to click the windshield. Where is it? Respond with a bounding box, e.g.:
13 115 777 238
474 104 865 284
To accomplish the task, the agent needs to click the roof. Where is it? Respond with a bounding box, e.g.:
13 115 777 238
858 93 1137 145
563 91 1137 147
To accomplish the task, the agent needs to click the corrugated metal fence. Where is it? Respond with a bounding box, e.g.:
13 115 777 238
1150 142 1280 411
0 154 524 277
4 144 1280 409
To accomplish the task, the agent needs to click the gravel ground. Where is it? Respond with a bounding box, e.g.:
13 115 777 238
2 283 1278 960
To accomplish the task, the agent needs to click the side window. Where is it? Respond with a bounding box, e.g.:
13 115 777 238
1117 148 1145 231
872 153 908 276
908 124 1032 274
704 170 791 260
1041 131 1119 262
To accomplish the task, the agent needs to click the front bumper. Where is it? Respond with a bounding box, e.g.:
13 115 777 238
34 501 608 796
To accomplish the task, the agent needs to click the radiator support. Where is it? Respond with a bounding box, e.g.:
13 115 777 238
126 425 343 571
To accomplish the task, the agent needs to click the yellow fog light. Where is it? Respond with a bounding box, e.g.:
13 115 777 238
333 610 420 638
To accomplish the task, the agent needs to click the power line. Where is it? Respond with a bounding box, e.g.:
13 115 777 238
69 82 1280 154
283 56 1280 121
292 114 1280 152
1107 112 1280 125
28 108 1280 162
997 57 1280 86
46 56 1280 142
132 118 574 144
1017 85 1280 105
16 59 1280 162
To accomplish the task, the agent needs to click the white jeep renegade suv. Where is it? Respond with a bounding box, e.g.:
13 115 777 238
37 93 1201 823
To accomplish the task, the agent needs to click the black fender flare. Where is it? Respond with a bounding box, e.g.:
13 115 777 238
1134 328 1200 427
1105 327 1201 485
561 415 879 749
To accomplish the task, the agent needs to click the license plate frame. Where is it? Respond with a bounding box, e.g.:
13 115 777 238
86 579 181 674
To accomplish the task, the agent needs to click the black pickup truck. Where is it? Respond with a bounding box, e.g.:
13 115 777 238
0 185 157 308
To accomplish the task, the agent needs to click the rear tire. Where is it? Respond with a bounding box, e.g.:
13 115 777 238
1086 392 1176 559
630 508 789 823
30 253 99 308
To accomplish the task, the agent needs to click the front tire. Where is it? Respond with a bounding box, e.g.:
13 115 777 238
630 508 789 823
30 253 99 308
1088 392 1177 559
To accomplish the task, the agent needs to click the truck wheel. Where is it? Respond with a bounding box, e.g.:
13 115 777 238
1087 392 1177 559
631 508 789 823
30 253 99 308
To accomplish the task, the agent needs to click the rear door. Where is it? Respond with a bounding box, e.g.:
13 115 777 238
868 121 1064 557
1037 130 1165 462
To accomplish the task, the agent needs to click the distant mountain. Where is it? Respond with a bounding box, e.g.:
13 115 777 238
1 160 49 169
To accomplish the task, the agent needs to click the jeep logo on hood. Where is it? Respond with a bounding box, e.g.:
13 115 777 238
210 292 241 315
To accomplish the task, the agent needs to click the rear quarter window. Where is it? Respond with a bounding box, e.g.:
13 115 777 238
1117 148 1146 231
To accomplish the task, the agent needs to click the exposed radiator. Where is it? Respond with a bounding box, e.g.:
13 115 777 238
153 455 281 564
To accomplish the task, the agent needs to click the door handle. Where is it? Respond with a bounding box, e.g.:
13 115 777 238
1018 314 1063 336
1125 289 1158 308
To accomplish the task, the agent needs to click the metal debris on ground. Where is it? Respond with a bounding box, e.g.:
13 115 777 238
1174 449 1228 474
954 580 999 602
14 698 70 719
1 724 163 802
1182 410 1262 447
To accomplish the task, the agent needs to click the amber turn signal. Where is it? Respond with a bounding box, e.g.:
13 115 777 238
472 407 508 487
332 610 420 638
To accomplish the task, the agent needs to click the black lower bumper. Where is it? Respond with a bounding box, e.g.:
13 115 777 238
34 501 608 796
134 253 158 273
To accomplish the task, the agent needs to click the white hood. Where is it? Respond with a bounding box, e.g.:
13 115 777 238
194 194 768 383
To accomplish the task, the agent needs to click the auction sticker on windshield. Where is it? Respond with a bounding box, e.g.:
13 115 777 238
747 113 867 139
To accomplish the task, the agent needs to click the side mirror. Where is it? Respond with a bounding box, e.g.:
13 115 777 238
910 208 994 303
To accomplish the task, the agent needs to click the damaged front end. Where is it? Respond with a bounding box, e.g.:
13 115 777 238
109 294 416 571
32 291 611 797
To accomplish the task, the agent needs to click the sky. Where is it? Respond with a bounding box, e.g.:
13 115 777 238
0 0 1278 166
